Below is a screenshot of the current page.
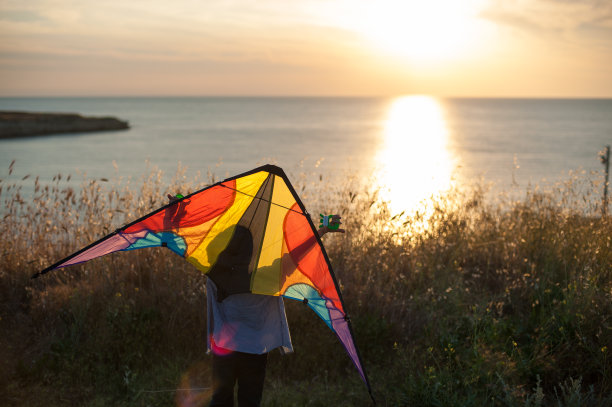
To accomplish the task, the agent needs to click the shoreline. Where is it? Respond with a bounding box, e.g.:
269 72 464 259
0 111 129 138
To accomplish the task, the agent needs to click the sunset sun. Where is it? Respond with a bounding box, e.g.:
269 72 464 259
343 0 487 62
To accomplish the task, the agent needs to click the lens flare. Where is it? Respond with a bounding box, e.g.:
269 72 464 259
175 361 212 407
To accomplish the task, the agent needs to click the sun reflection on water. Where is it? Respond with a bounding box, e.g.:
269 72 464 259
375 95 455 216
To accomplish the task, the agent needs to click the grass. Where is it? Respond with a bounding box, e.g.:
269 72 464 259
1 162 611 406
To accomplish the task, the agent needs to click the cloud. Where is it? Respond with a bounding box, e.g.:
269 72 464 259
481 0 612 32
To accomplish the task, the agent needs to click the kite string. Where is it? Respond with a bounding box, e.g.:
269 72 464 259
139 387 210 394
258 221 314 258
219 183 306 215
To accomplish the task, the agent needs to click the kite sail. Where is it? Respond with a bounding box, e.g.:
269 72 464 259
35 164 372 399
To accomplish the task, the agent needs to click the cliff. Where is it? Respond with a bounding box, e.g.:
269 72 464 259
0 111 130 138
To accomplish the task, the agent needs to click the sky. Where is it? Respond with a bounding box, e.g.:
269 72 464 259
1 0 611 97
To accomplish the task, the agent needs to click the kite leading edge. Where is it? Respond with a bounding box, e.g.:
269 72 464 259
34 164 374 401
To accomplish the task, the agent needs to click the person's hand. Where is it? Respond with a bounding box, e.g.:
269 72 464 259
328 214 345 233
318 214 345 236
167 194 180 203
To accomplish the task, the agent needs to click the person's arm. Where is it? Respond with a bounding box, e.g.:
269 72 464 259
285 214 344 264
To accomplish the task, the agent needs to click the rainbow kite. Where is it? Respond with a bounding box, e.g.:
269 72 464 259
35 165 373 399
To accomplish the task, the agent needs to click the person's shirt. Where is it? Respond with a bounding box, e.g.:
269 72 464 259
206 278 293 355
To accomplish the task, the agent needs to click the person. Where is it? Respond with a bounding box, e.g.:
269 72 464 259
168 195 344 407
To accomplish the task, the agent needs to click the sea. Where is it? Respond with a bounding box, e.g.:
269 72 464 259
1 96 611 214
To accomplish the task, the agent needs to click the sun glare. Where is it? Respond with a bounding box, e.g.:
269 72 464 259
340 0 486 62
376 95 454 215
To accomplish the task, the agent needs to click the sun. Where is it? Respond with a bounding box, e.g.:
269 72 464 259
343 0 486 62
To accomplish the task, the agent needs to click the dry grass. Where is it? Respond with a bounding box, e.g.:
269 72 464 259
1 162 611 406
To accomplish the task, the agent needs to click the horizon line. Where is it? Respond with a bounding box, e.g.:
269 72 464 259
2 94 612 100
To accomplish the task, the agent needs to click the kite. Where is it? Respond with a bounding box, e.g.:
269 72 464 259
34 164 373 400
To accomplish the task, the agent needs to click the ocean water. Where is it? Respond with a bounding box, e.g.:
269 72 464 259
1 96 611 213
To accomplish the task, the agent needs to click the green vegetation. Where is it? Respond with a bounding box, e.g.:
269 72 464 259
1 164 611 406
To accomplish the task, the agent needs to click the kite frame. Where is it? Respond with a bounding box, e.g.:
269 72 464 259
33 164 374 402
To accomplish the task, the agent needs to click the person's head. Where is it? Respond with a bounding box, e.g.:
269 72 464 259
213 225 253 268
207 225 254 299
